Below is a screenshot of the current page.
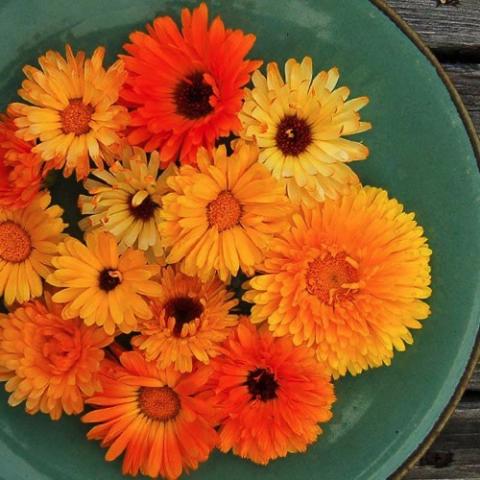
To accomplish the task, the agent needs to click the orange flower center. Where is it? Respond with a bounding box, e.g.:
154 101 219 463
61 99 94 135
139 386 180 421
207 191 242 232
0 221 31 263
275 114 312 156
164 296 204 337
173 71 214 120
306 252 359 305
41 327 81 374
246 368 279 402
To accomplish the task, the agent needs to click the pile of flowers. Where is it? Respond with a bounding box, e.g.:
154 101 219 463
0 3 432 479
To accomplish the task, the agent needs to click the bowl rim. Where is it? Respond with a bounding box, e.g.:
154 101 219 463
368 1 480 478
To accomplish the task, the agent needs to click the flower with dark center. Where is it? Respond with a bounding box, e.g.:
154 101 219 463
98 269 122 292
275 114 313 156
164 296 205 337
245 368 279 401
174 72 214 120
129 194 159 221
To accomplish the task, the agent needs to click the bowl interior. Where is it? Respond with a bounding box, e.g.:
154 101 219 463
0 1 479 479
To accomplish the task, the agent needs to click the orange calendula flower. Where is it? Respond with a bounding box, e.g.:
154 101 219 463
83 350 218 479
0 115 43 210
9 45 129 180
47 231 162 335
211 319 335 465
121 2 262 165
78 145 175 261
0 192 67 305
240 57 370 206
244 187 432 378
132 266 238 372
160 142 291 281
0 295 112 420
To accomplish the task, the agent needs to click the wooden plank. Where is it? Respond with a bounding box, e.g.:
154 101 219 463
443 63 480 135
467 363 480 392
406 399 480 479
385 0 480 54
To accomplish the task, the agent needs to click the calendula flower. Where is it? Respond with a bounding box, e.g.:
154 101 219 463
0 192 66 305
211 319 335 465
132 266 238 372
82 351 218 479
0 294 111 420
79 146 175 261
240 57 371 206
47 231 162 335
160 142 291 281
121 2 261 166
0 115 43 210
9 45 129 180
245 187 432 378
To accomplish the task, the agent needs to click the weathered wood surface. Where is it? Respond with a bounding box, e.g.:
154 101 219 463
386 0 480 56
383 1 480 479
443 63 480 134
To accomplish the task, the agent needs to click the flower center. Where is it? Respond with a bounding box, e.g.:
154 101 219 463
305 252 359 305
275 114 312 156
0 221 32 263
207 191 242 232
164 296 204 337
246 368 279 401
41 327 80 374
173 72 214 120
139 386 180 421
129 194 159 220
98 269 123 292
60 99 94 135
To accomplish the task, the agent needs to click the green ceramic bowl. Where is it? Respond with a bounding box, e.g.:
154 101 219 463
0 1 479 479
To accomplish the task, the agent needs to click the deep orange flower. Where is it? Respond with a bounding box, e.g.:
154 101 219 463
211 319 335 465
132 265 238 372
121 2 262 165
83 351 218 479
0 295 112 420
0 115 43 210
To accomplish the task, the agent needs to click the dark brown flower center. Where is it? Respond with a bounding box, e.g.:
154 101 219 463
139 386 180 421
99 269 122 292
164 296 204 337
60 99 94 135
246 368 279 401
129 194 159 220
275 114 312 156
173 72 214 119
0 221 31 263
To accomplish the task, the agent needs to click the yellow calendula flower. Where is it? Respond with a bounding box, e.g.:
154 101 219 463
0 192 67 305
132 266 238 373
240 56 371 206
159 142 291 281
79 146 175 262
9 45 129 180
245 187 432 378
47 231 162 335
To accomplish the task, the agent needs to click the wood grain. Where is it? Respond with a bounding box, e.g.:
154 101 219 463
385 0 480 56
443 63 480 134
406 399 480 479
